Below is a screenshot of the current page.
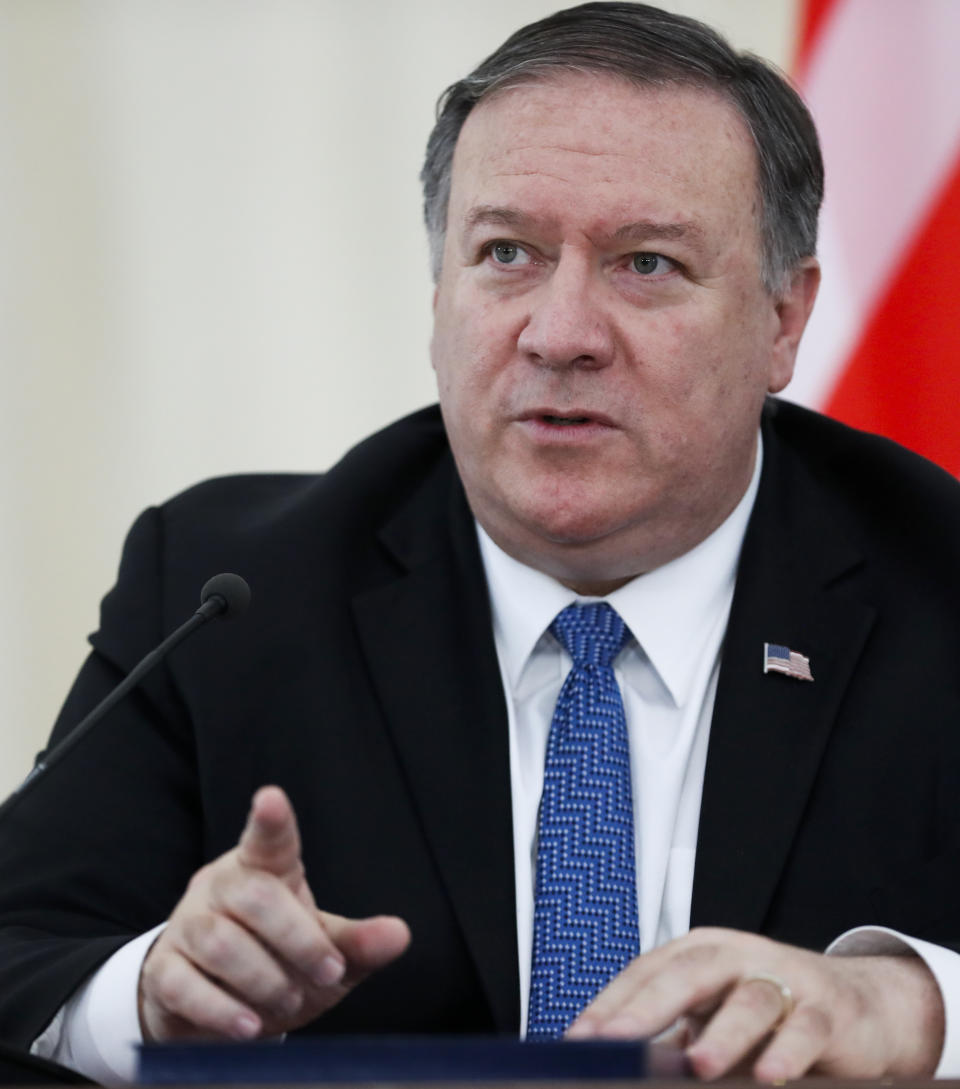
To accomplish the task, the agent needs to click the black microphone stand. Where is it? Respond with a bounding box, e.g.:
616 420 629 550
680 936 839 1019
0 574 250 822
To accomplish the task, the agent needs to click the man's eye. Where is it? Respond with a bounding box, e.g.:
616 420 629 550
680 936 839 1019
631 252 676 275
489 242 529 265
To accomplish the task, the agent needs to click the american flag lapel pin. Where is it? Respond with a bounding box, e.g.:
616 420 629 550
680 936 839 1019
763 642 814 682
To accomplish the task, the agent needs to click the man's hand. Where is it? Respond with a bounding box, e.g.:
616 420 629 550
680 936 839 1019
138 785 411 1042
567 927 945 1081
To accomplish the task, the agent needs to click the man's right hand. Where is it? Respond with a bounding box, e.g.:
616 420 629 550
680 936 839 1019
138 785 411 1042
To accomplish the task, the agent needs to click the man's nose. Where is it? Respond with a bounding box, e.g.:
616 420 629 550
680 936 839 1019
516 261 615 370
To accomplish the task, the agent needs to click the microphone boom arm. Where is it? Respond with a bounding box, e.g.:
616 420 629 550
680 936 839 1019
0 575 249 821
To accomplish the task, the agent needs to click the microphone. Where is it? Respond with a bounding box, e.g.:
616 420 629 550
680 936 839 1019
198 572 252 622
0 573 251 819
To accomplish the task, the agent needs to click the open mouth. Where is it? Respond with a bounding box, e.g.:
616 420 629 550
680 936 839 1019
542 414 591 426
518 409 614 434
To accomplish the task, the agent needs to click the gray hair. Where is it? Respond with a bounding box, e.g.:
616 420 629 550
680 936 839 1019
420 1 823 296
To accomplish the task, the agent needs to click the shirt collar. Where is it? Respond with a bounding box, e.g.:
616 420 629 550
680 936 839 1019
477 436 763 707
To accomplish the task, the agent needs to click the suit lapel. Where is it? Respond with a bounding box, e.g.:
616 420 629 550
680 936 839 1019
350 402 875 1003
691 415 876 933
351 457 520 1031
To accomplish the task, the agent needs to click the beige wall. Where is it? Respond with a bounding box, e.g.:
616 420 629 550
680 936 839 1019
0 1 797 795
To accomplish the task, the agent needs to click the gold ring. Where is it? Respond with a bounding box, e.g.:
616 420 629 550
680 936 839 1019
742 971 795 1026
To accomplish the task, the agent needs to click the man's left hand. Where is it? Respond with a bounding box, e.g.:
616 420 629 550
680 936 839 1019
566 927 945 1081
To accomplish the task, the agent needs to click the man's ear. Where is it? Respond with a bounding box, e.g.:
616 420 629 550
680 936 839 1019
767 258 821 393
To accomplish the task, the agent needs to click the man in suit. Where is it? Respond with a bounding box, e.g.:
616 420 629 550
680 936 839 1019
3 1 959 1082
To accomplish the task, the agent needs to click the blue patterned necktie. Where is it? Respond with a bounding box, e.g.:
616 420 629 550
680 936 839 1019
527 602 640 1038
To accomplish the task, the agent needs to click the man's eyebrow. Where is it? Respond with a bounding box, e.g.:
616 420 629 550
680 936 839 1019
461 206 543 233
613 219 705 244
461 208 704 245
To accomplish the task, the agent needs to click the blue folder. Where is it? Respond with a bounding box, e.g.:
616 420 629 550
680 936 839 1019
138 1035 684 1083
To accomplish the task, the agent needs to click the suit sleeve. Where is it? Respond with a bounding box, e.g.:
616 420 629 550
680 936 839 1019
0 507 204 1046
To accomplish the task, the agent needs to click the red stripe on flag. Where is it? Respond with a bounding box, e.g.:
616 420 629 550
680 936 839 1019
793 0 843 75
824 151 960 475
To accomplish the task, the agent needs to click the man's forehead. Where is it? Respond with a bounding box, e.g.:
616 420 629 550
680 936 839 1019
447 74 759 241
453 72 751 158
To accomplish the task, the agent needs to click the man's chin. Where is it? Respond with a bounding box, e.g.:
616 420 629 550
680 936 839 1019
484 498 655 578
511 527 652 595
516 499 627 547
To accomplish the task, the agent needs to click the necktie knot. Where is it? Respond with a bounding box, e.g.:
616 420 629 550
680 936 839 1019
550 602 630 669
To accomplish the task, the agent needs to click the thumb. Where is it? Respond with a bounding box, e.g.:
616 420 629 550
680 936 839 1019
236 785 303 882
318 912 412 987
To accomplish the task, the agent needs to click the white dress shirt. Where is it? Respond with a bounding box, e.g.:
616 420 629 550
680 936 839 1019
480 442 761 1031
33 440 960 1080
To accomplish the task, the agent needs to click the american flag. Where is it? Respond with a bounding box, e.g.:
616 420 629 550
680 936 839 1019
764 643 814 682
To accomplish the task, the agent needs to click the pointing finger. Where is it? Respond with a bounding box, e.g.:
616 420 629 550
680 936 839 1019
237 786 303 881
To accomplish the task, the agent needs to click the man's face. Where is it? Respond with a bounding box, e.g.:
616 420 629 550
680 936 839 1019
430 75 818 592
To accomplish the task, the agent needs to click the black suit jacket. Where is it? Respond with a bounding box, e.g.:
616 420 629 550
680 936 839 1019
1 399 959 1048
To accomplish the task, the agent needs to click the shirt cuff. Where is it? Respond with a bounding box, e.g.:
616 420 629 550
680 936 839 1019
30 924 165 1086
827 924 958 1078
